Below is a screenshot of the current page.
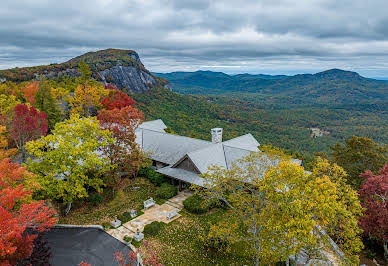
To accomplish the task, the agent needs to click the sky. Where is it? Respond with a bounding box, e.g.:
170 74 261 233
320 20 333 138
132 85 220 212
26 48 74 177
2 0 388 77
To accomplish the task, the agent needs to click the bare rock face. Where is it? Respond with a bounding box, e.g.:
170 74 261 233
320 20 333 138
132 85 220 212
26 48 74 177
98 66 156 93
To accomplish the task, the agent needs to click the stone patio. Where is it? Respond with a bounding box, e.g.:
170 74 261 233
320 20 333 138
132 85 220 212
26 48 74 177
108 191 192 241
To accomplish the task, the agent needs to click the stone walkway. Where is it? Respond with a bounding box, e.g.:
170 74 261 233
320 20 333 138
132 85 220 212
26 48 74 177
108 191 192 241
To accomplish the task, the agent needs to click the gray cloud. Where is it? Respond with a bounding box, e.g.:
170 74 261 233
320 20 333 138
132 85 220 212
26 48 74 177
1 0 388 77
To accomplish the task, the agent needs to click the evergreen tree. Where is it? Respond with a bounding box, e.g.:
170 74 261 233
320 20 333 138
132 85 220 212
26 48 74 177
34 76 61 129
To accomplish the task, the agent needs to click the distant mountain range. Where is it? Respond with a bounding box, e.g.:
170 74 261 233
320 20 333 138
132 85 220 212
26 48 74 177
155 69 388 104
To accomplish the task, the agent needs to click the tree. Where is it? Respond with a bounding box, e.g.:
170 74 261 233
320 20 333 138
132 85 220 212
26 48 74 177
70 62 108 117
359 165 388 261
331 136 387 188
198 153 361 265
22 82 39 106
101 84 136 110
0 126 16 160
10 104 48 161
34 77 62 129
0 158 56 265
311 158 364 264
26 114 115 213
97 106 143 189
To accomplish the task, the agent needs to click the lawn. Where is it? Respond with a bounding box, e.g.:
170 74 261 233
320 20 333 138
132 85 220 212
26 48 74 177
143 208 255 266
58 177 158 225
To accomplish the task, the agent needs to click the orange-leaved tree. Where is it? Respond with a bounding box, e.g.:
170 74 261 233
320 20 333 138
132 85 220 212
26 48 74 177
22 82 39 106
0 158 56 265
0 125 16 160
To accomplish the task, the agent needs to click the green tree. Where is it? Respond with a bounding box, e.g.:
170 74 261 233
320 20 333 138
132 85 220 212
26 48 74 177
197 152 361 265
25 114 115 214
34 76 62 129
330 136 388 188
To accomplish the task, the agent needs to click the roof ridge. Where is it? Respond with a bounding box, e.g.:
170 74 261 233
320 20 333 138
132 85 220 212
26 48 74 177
222 133 253 143
139 128 214 144
222 143 259 153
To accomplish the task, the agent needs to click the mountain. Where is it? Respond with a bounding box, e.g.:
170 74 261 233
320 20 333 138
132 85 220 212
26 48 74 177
0 49 168 93
154 69 388 104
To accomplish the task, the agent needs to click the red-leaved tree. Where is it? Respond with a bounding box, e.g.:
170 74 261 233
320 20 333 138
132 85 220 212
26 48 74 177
10 104 48 161
0 158 56 265
359 164 388 260
97 106 143 189
101 84 136 110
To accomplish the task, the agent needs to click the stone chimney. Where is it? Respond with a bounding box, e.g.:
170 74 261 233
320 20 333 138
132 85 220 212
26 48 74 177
211 128 223 143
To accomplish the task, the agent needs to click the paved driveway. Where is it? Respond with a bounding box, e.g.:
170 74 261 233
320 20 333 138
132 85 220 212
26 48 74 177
42 227 135 266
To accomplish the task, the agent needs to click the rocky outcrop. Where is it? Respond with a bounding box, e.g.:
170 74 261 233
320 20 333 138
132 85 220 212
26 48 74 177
98 66 156 93
0 49 165 94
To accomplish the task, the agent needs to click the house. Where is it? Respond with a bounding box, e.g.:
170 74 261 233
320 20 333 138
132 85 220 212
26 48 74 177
136 119 301 190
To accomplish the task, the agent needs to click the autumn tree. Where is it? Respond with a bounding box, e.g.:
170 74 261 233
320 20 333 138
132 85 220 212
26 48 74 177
10 104 48 161
198 153 362 265
70 62 108 117
0 126 16 160
359 165 388 261
97 106 143 189
101 84 136 110
26 114 115 214
22 82 39 106
311 158 364 264
34 77 62 129
331 136 387 188
0 158 56 265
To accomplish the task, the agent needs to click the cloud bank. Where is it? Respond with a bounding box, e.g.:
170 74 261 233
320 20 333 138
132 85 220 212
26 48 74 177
1 0 388 76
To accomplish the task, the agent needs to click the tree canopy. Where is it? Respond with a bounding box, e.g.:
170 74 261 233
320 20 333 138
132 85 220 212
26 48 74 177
359 165 388 260
331 136 388 188
0 158 56 265
26 114 115 206
197 153 362 265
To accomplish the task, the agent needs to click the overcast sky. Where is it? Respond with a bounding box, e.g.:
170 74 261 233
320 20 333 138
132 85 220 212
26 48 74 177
2 0 388 77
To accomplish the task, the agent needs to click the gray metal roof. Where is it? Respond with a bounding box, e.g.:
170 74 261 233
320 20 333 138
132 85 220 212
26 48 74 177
187 143 227 174
223 133 260 152
138 119 167 132
136 128 213 165
156 166 205 187
136 120 307 187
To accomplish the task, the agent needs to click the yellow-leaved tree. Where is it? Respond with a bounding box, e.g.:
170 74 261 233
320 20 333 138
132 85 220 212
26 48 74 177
197 152 362 265
25 114 115 214
69 61 108 117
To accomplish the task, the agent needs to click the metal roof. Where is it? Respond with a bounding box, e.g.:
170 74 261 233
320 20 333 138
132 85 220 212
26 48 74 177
138 119 167 132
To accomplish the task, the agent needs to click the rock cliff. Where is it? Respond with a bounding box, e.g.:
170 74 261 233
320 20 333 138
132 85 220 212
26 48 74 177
0 48 168 93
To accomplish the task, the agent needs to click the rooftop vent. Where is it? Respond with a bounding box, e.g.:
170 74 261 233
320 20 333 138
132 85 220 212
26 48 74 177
211 128 223 143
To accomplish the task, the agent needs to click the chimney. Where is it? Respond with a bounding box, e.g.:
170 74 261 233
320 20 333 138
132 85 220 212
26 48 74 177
211 128 223 143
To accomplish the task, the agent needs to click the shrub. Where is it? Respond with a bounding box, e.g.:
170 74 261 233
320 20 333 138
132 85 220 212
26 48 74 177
365 249 376 260
118 211 132 223
183 195 210 214
88 193 103 206
102 222 112 230
143 221 162 236
157 183 178 199
123 235 132 243
139 167 167 186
